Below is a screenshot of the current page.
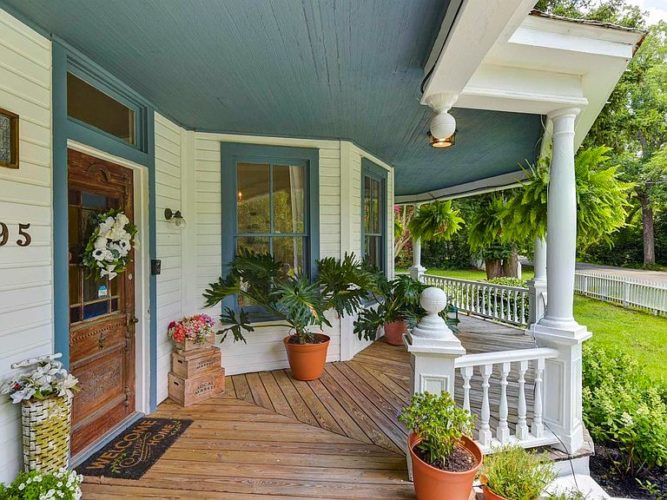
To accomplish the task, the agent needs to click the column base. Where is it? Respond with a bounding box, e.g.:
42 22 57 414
409 265 425 281
530 321 591 345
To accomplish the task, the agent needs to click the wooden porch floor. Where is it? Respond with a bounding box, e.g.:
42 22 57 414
82 316 534 499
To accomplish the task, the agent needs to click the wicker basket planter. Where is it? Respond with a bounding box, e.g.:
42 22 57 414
21 395 72 473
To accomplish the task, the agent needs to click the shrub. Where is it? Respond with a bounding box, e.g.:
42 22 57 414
0 469 83 500
485 277 527 288
399 392 475 468
482 445 555 500
582 344 667 475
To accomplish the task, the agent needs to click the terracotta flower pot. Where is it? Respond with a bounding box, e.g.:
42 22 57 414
408 432 483 500
383 320 407 345
283 334 330 381
482 486 506 500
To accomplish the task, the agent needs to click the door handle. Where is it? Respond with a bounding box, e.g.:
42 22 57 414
129 316 139 324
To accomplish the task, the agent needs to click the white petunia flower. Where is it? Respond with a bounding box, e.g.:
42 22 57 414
94 237 108 250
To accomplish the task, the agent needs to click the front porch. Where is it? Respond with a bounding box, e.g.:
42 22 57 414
81 316 538 498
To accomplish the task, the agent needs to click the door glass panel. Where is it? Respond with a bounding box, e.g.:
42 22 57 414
70 307 81 324
111 298 119 312
237 163 270 233
67 72 136 145
83 301 109 320
69 266 80 305
68 206 81 261
273 237 305 275
273 165 305 234
81 192 108 209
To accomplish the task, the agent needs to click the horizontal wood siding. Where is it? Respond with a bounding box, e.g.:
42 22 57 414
0 10 52 483
154 114 184 403
193 133 343 375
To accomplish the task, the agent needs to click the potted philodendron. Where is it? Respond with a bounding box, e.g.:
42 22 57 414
399 392 482 500
353 274 425 345
203 250 372 381
481 445 556 500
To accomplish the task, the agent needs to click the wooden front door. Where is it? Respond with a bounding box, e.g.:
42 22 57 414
68 149 136 455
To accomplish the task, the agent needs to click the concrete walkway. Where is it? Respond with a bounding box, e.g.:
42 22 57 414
576 262 667 284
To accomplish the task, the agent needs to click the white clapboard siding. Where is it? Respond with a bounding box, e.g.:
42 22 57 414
154 113 185 403
0 10 52 483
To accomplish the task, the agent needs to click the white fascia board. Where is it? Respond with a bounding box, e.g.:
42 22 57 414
395 170 529 204
421 0 537 100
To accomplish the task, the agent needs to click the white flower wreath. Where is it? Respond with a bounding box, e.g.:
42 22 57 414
82 209 137 281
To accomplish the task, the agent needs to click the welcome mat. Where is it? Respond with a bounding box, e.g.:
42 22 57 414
77 418 192 479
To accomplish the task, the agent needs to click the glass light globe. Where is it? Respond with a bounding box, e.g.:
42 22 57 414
430 111 456 140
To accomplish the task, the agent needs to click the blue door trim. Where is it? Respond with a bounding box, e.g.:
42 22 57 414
52 41 159 411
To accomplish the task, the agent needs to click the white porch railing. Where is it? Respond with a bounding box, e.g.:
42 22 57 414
454 348 560 453
574 272 667 316
422 274 530 326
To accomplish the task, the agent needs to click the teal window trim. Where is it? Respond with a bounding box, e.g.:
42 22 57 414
221 143 320 319
361 158 388 274
52 40 159 411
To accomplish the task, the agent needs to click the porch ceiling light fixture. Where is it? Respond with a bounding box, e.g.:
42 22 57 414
428 130 456 148
164 208 186 227
429 110 456 142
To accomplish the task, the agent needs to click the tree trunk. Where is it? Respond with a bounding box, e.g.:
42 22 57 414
485 259 504 279
502 247 519 278
639 193 655 266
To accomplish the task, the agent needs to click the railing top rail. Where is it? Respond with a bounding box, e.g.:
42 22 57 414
454 348 559 368
423 274 529 292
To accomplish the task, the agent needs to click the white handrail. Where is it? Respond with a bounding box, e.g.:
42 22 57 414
455 348 558 368
574 272 666 316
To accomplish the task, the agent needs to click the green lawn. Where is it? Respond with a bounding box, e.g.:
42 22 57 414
404 267 667 384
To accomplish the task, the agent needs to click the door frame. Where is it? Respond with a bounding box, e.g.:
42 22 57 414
66 141 152 414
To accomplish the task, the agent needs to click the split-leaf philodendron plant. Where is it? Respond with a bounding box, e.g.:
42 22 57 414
203 250 376 344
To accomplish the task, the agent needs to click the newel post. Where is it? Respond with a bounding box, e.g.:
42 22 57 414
529 108 591 454
404 287 465 479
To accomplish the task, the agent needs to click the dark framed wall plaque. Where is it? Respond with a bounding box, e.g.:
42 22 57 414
0 107 19 169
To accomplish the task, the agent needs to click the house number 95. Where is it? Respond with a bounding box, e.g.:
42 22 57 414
0 223 32 247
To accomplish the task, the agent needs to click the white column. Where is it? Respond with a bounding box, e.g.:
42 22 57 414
409 204 425 282
527 237 547 326
530 108 591 454
404 287 465 479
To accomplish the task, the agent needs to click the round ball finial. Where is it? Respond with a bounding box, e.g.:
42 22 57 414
419 287 447 315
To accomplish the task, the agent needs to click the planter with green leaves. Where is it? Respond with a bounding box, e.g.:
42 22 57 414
399 392 482 500
203 251 372 380
481 445 555 500
353 275 425 346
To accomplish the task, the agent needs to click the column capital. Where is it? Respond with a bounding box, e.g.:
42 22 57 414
547 107 581 121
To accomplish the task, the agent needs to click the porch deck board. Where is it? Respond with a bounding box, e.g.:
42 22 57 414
82 316 532 498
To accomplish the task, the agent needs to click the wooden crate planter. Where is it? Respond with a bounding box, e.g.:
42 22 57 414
173 331 216 353
21 396 72 473
168 369 225 407
171 347 221 379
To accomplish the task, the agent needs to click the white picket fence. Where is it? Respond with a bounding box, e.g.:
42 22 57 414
422 274 530 326
574 272 667 316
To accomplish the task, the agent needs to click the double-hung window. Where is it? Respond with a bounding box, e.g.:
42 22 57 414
361 159 387 273
222 144 320 314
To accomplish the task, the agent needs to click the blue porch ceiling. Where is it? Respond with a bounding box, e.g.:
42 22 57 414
2 0 543 198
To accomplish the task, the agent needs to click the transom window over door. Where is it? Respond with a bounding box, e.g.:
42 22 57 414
237 162 307 274
362 159 387 272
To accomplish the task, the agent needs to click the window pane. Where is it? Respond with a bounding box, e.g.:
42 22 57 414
84 275 109 303
364 176 381 234
273 165 305 234
67 73 135 145
365 235 382 270
237 236 269 255
237 163 270 233
69 266 80 305
273 237 305 275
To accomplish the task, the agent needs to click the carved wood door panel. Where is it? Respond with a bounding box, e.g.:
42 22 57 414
67 149 136 455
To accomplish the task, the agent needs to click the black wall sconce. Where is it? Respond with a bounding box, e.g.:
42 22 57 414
164 208 186 227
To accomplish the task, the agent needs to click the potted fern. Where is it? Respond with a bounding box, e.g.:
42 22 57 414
203 250 372 380
399 392 482 500
353 274 425 345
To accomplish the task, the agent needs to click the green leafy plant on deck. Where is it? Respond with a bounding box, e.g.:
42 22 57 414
582 344 667 475
399 392 475 468
353 274 425 341
482 445 556 500
202 250 375 344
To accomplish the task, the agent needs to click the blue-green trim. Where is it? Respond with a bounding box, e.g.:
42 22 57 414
51 41 159 411
361 158 388 274
221 143 320 313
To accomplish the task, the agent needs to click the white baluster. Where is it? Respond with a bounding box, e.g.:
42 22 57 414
532 358 545 438
516 360 529 440
462 366 473 413
497 362 510 443
499 289 505 321
479 364 493 446
513 290 518 323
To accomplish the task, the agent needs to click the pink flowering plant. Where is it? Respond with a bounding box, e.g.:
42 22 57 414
1 360 79 405
167 314 216 345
